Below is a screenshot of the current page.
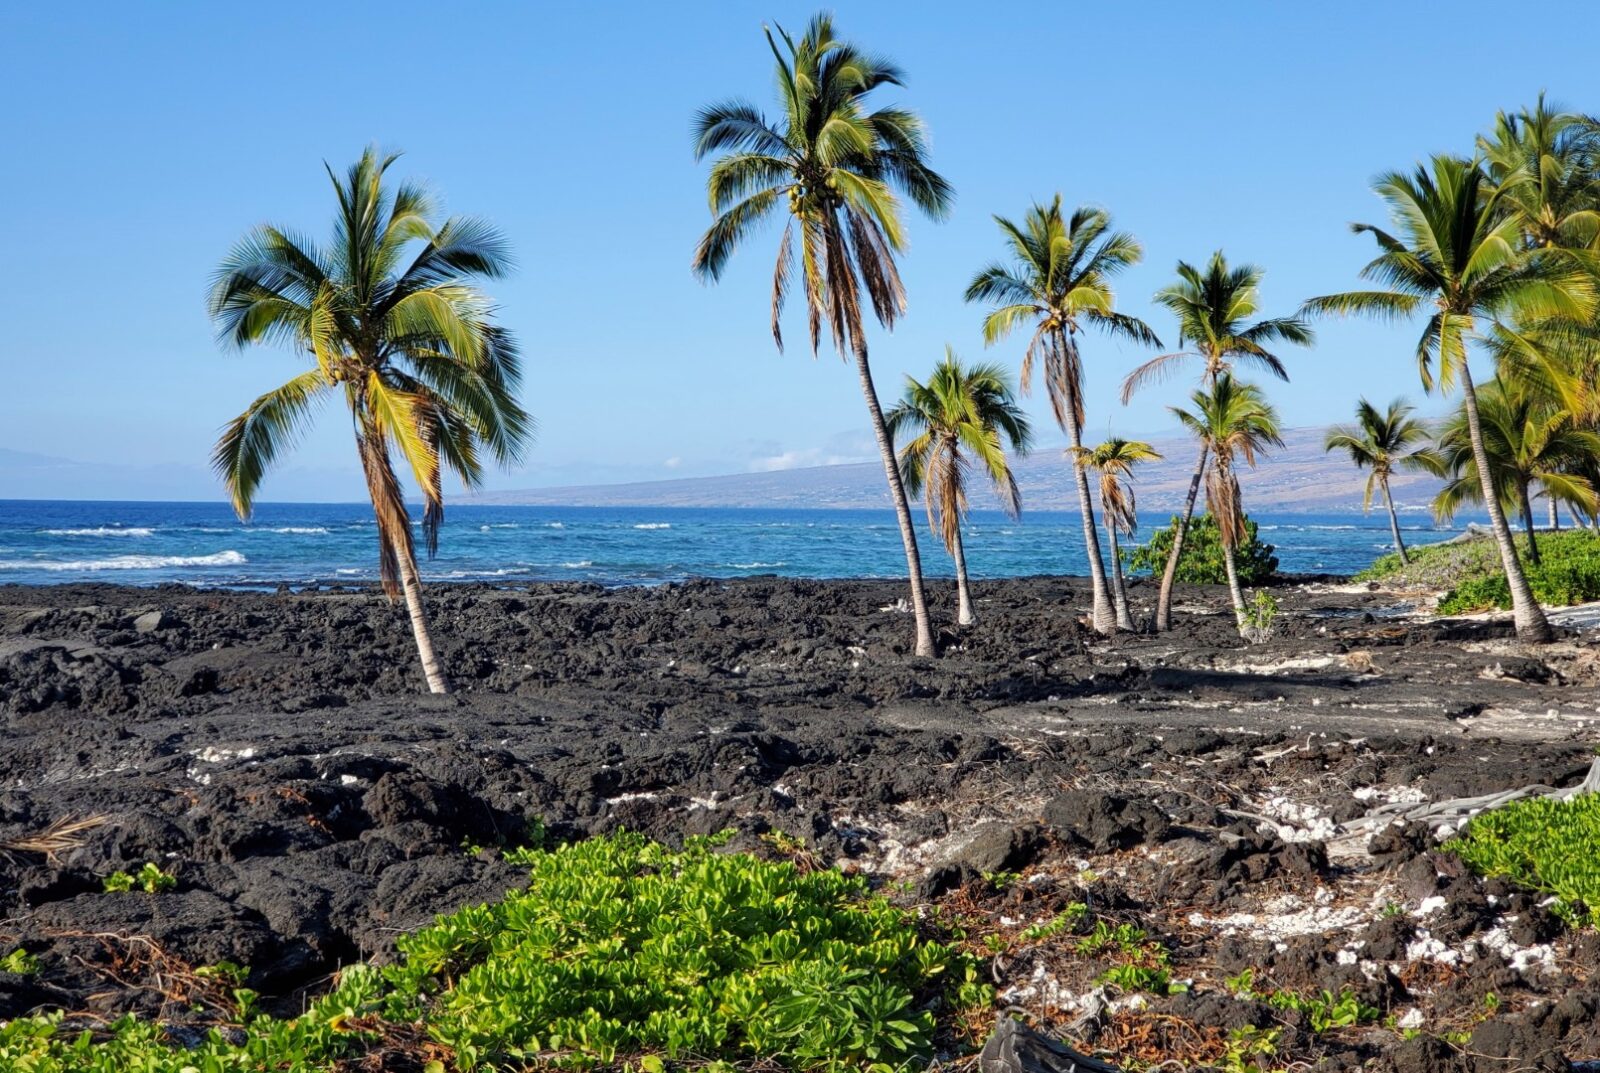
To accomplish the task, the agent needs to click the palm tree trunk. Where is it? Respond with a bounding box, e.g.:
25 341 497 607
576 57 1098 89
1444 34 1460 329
1065 413 1115 635
853 347 936 657
1221 539 1247 632
1460 364 1552 642
1520 483 1541 566
1381 476 1409 564
1156 443 1209 632
1548 496 1560 531
1106 520 1134 630
394 539 452 694
951 521 975 626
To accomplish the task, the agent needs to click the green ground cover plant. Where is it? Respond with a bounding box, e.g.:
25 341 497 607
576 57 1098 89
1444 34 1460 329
101 862 177 893
0 832 987 1072
1125 514 1278 585
1447 792 1600 926
1357 530 1600 612
1225 971 1380 1033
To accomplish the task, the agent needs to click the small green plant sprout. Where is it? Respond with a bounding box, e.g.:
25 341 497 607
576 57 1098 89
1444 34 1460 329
1225 968 1259 997
194 961 248 988
1227 972 1379 1033
102 862 176 894
1221 1025 1281 1073
982 870 1020 891
1240 589 1279 642
1096 963 1182 995
1017 903 1089 943
0 949 39 976
1074 919 1148 958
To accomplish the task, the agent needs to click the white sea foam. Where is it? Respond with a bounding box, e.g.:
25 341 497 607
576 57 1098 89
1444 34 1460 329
43 527 154 537
481 524 521 530
267 527 328 535
562 560 594 568
0 550 247 571
730 561 785 569
633 523 671 530
545 522 565 529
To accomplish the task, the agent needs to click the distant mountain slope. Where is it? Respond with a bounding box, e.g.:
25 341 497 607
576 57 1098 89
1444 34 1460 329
462 427 1445 514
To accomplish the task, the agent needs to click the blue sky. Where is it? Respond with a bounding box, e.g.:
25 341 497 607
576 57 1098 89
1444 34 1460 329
3 1 1598 501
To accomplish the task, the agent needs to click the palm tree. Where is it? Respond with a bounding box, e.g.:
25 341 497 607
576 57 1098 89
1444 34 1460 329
1121 252 1312 632
1169 376 1283 631
1303 155 1595 642
1481 95 1600 534
1323 398 1445 563
209 148 532 694
886 349 1032 626
1480 94 1600 254
965 197 1159 634
691 14 952 658
1077 438 1161 631
1432 378 1600 564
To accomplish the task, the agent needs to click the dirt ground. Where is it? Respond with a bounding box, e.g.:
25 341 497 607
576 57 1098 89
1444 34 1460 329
2 575 1598 1071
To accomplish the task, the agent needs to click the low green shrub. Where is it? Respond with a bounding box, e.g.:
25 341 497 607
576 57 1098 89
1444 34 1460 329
1124 513 1278 585
1447 792 1600 926
0 832 988 1072
1361 529 1600 612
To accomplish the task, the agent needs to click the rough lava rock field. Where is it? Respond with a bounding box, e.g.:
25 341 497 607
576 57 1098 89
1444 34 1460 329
2 576 1600 1071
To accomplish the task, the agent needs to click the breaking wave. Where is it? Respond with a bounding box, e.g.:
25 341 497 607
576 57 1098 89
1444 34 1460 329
0 551 248 572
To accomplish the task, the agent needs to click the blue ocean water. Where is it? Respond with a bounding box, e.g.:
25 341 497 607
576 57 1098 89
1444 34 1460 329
0 500 1468 589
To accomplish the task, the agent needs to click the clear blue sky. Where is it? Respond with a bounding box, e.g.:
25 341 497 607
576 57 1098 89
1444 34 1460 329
3 1 1598 501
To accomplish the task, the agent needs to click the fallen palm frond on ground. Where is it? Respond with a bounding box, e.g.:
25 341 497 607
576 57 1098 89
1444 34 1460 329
0 814 107 864
1334 755 1600 852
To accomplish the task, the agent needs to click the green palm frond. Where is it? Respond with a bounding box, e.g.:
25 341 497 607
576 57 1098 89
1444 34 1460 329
212 370 333 517
1130 250 1310 403
967 195 1159 434
692 15 950 359
1306 154 1597 397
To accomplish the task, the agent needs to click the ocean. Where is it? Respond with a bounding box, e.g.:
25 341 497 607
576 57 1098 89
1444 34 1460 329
0 500 1472 589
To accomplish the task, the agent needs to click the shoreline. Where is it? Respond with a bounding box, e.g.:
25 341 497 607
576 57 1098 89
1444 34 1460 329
3 575 1598 1067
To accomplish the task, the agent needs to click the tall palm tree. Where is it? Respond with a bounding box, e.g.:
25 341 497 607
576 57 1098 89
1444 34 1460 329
886 349 1032 626
965 196 1159 634
1121 252 1312 632
1077 438 1161 631
209 148 532 694
1303 155 1595 642
691 14 952 657
1432 378 1600 564
1169 376 1283 632
1323 398 1444 563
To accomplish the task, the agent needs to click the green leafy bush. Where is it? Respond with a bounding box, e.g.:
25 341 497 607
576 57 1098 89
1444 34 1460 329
1448 792 1600 926
1360 529 1600 612
1124 513 1278 585
394 831 984 1069
0 833 988 1072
